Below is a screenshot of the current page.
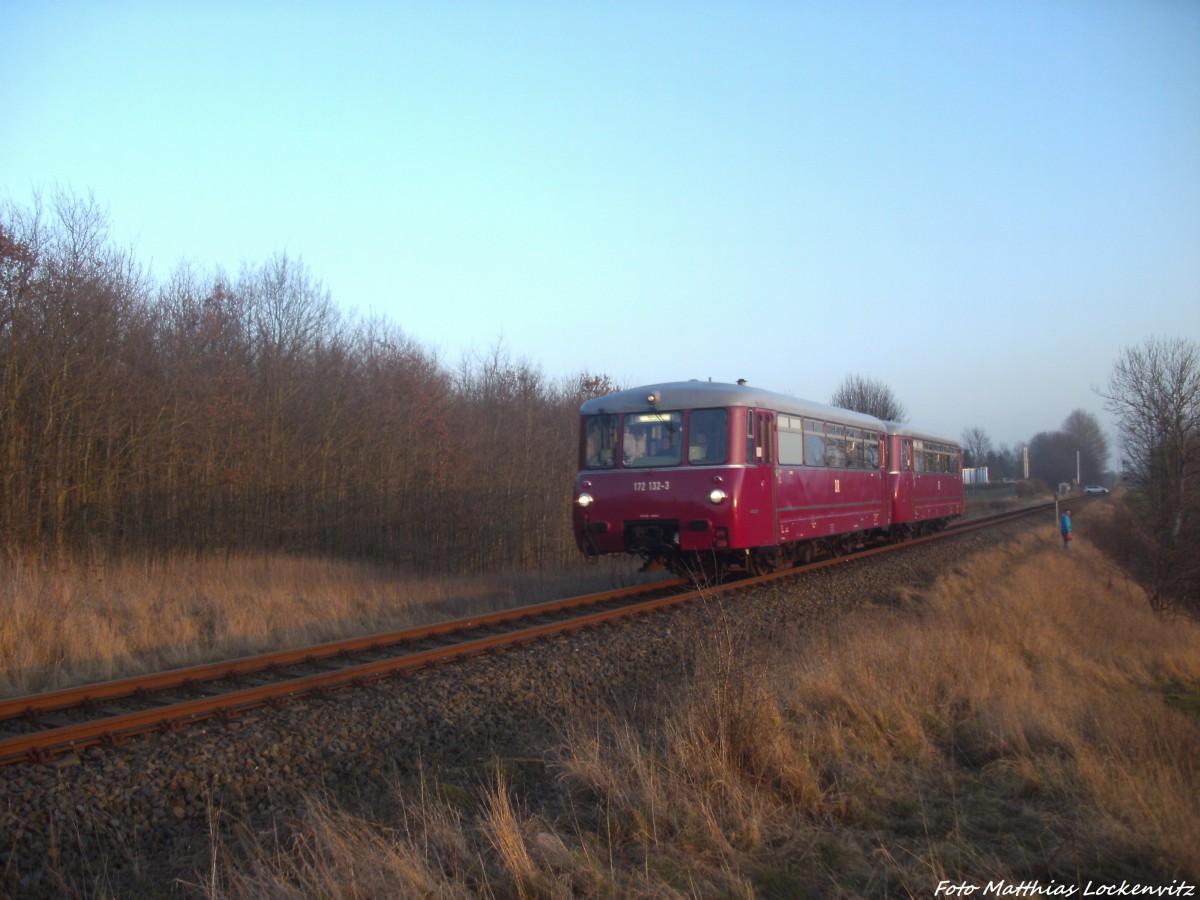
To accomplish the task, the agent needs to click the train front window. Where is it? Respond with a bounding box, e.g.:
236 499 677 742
583 414 617 469
687 408 728 465
623 411 683 467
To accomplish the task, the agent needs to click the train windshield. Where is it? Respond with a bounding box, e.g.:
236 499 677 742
583 414 618 469
623 411 683 468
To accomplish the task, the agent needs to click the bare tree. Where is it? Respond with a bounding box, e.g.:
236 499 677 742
1101 336 1200 613
961 426 993 469
1 190 154 558
2 192 593 574
831 374 906 421
1028 430 1076 487
567 372 618 405
992 442 1026 481
1061 409 1109 484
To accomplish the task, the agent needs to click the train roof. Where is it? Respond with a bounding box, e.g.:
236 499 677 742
580 381 885 430
881 421 961 446
580 381 960 448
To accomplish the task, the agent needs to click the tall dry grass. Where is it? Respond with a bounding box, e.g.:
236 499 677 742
0 494 1021 699
0 552 644 698
200 506 1200 897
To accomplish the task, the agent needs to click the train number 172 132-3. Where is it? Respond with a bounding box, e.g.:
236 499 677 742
632 481 670 492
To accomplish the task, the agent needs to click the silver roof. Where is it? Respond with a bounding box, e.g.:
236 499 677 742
580 381 882 429
580 381 959 447
881 421 960 446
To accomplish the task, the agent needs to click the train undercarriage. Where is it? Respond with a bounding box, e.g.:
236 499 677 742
624 517 956 581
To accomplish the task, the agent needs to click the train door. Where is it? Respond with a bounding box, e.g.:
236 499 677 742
892 436 915 522
741 409 776 547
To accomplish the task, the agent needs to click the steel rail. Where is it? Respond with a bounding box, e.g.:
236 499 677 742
0 581 737 765
0 499 1065 767
0 577 687 723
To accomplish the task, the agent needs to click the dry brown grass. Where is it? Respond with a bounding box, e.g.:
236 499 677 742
0 552 644 698
546 515 1200 892
780 521 1200 882
201 777 480 898
190 506 1200 894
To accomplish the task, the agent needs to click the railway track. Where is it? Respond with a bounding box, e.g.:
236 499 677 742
0 499 1061 768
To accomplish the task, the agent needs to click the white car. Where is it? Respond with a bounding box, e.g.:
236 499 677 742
1084 484 1109 494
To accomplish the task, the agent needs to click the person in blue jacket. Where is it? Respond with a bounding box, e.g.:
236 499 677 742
1060 509 1072 550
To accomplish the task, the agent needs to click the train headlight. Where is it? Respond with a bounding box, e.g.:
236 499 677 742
576 492 594 508
708 489 727 504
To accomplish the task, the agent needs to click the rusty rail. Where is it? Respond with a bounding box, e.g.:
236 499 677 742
0 499 1063 767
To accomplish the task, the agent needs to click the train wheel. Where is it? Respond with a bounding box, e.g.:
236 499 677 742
747 551 777 576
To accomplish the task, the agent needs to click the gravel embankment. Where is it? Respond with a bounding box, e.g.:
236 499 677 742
0 517 1042 897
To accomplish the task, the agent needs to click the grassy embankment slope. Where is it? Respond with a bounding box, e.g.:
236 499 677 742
205 503 1200 897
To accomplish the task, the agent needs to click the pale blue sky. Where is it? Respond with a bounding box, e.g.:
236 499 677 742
3 1 1198 451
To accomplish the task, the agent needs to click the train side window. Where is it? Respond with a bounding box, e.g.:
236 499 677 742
687 408 728 465
826 424 847 468
916 441 936 475
846 428 864 469
583 414 617 469
914 440 957 473
866 433 882 469
804 418 826 466
778 418 804 466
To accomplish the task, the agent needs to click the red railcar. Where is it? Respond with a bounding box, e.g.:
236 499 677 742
885 425 966 533
572 381 962 576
